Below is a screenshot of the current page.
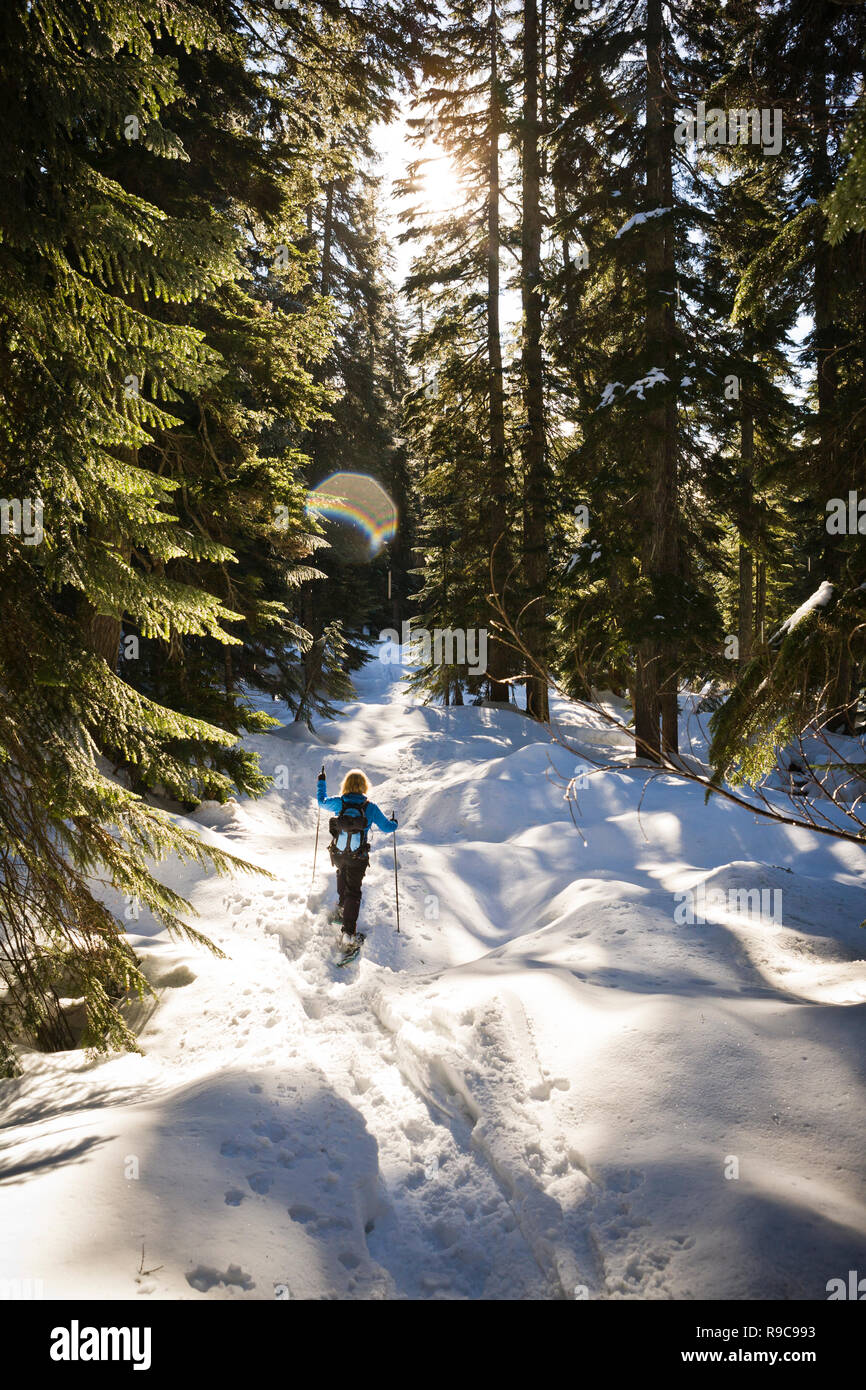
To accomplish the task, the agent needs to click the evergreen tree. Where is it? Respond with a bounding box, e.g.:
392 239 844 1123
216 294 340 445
722 0 866 729
0 0 265 1071
518 0 550 721
398 0 520 705
547 0 725 755
104 0 336 791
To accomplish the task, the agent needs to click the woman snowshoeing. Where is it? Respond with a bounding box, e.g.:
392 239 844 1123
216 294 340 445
316 766 397 941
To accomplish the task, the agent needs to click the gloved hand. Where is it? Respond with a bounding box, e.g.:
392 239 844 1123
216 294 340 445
318 764 325 781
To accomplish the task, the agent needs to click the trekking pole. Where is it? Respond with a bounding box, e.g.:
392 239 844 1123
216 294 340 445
311 764 325 889
391 809 400 933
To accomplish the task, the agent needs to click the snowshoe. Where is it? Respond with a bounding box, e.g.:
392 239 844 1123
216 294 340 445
336 931 365 967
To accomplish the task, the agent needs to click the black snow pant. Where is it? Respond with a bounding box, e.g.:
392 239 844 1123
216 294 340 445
331 850 369 933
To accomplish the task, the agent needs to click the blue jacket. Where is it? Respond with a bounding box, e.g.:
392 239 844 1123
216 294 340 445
317 777 397 853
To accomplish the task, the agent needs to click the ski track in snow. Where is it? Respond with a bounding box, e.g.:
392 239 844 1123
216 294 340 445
2 653 866 1301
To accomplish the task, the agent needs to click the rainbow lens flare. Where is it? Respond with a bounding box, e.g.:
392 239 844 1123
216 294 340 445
305 472 397 557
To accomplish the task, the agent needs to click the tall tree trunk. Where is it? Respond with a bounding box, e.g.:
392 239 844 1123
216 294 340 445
293 174 339 720
486 3 510 702
637 0 678 759
738 542 754 665
738 390 755 666
812 61 852 729
755 559 766 647
321 178 335 296
539 0 548 179
631 652 660 762
520 0 549 722
294 583 316 722
552 26 578 328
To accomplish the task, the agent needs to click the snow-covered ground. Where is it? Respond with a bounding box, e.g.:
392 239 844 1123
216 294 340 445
2 650 865 1300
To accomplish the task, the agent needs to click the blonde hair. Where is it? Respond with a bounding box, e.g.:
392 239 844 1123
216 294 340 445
340 768 369 796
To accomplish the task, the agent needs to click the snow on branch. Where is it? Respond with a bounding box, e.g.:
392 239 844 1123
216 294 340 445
614 207 672 239
597 366 669 409
772 581 835 642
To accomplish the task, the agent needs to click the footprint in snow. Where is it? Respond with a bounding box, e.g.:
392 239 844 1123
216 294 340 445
252 1119 288 1142
219 1138 258 1159
288 1203 317 1224
605 1167 644 1194
186 1264 255 1293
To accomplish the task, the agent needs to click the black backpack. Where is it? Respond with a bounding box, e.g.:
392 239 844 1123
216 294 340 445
328 797 369 860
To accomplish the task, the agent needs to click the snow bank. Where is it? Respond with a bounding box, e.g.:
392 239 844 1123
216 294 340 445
1 648 864 1300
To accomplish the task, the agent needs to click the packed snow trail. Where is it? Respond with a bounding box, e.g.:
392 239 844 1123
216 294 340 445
2 650 865 1300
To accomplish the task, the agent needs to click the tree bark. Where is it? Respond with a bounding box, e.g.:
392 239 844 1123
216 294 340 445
520 0 549 722
738 543 754 665
486 3 510 702
755 559 766 647
632 651 660 762
80 603 123 671
637 0 678 759
79 482 133 674
321 178 335 296
738 391 755 665
811 61 852 730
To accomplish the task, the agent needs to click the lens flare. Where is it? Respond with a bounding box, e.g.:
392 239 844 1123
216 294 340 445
305 472 397 557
